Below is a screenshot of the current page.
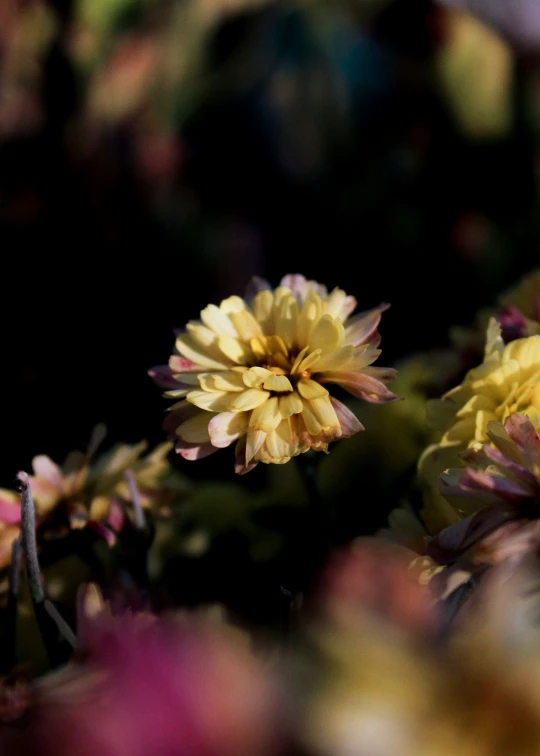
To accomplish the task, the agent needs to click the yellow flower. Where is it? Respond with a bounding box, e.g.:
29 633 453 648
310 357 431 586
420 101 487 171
419 319 540 530
152 274 399 472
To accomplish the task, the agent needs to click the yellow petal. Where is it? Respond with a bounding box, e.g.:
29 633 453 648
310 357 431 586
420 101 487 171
246 429 266 463
279 392 303 418
308 395 340 429
231 309 264 341
325 288 357 321
200 304 237 337
456 394 497 419
313 345 354 372
504 336 540 380
275 294 298 350
250 396 281 431
243 366 272 388
177 412 212 442
297 290 322 346
266 335 288 357
208 412 249 448
220 295 247 314
253 290 274 334
228 389 270 411
163 388 191 399
297 379 328 399
198 372 246 392
470 360 520 401
186 390 232 412
175 334 229 370
300 399 323 435
218 336 254 365
262 374 293 392
250 337 267 361
309 314 344 353
290 346 310 374
265 419 294 461
297 349 322 373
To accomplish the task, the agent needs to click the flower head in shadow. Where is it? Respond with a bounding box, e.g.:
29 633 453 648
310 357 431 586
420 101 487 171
151 274 398 473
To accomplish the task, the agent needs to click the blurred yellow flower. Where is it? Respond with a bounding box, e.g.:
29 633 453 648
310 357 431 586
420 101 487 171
152 274 399 472
419 319 540 531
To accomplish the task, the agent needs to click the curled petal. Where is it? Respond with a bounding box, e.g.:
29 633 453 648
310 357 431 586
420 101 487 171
426 507 517 564
319 371 400 404
503 413 540 468
148 365 181 390
175 439 219 460
329 397 364 438
32 455 64 492
343 303 390 347
440 467 531 505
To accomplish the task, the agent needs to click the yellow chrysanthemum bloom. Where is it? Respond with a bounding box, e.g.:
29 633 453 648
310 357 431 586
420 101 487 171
419 319 540 531
151 274 399 473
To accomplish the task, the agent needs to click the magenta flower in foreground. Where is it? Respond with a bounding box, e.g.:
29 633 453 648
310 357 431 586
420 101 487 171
0 610 278 756
150 274 399 472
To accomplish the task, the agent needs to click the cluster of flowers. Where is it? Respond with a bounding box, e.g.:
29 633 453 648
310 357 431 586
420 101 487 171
2 270 540 754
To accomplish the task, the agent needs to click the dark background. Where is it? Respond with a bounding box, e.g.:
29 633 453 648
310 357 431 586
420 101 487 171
0 0 538 489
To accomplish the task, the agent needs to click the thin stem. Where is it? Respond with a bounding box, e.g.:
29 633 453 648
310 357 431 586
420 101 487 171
124 469 146 530
16 472 76 665
17 472 43 604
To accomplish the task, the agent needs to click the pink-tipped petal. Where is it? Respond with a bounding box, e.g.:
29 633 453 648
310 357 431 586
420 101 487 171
461 443 538 493
441 467 532 505
169 355 201 373
208 412 249 449
31 455 64 492
343 303 390 347
504 413 540 467
148 365 183 390
320 371 401 404
175 440 219 460
362 365 398 382
329 397 364 438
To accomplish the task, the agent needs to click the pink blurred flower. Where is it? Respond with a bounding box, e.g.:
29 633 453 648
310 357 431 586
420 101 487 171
0 610 278 756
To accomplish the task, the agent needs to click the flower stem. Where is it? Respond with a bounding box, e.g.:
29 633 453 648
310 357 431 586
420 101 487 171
16 472 76 667
278 453 329 644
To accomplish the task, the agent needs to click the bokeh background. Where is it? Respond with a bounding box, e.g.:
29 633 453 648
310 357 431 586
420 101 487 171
1 0 539 544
